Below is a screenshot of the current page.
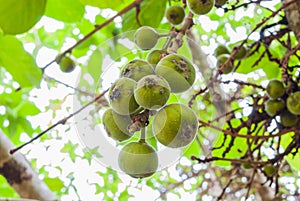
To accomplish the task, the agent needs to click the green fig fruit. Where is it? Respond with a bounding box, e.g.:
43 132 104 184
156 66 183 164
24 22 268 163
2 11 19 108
155 53 196 93
265 99 285 117
286 91 300 115
266 80 285 99
264 165 276 176
108 77 140 115
134 75 170 110
166 5 185 25
215 0 227 6
234 45 247 60
134 26 159 50
120 59 154 81
153 103 198 148
214 44 230 57
280 110 298 127
146 50 167 67
58 56 76 73
242 163 252 169
118 142 158 178
217 54 234 74
187 0 215 15
102 108 133 141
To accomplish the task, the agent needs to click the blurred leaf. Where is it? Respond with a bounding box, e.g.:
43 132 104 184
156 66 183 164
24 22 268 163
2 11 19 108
80 0 130 9
44 177 65 192
0 0 46 35
0 36 42 87
61 141 79 163
281 134 300 170
183 137 201 159
86 50 103 83
45 0 85 22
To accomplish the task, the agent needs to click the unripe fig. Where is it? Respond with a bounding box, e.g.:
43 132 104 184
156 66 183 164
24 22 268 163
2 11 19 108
280 110 298 127
264 99 285 117
217 54 234 74
155 54 195 93
134 75 170 110
234 45 247 60
153 103 198 148
166 5 185 25
215 0 227 6
109 77 140 115
134 26 159 50
286 91 300 115
120 59 154 82
118 142 158 178
264 165 276 176
242 163 252 169
146 50 167 67
187 0 215 15
214 44 230 57
266 80 285 99
102 108 133 141
58 56 76 73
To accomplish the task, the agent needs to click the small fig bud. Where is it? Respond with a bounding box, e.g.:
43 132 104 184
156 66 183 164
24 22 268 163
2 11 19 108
264 99 285 117
217 54 234 74
280 110 298 127
187 0 215 15
134 26 159 50
58 56 76 73
286 91 300 115
266 80 285 99
166 5 185 25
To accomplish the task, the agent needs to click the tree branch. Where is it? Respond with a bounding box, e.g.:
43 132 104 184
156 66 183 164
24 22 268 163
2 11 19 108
0 130 56 201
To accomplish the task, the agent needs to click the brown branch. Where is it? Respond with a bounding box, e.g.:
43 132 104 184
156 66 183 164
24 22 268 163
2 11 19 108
10 89 109 154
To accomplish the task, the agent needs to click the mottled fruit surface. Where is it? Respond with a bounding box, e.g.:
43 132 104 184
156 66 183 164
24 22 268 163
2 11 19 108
155 54 195 93
102 108 132 141
187 0 214 15
166 5 185 25
266 80 285 99
109 77 140 115
287 91 300 115
120 59 154 81
146 50 167 67
134 75 170 110
264 165 276 176
134 26 159 50
265 99 285 117
118 142 158 178
153 103 198 148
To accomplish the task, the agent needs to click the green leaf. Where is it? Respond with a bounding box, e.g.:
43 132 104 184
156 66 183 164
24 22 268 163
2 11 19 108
0 0 46 35
86 50 103 83
0 36 42 87
183 137 201 159
281 134 300 170
45 0 85 23
44 177 65 192
122 0 167 31
80 0 129 9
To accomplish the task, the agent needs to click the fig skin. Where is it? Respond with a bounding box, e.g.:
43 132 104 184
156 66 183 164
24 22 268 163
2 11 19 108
286 91 300 115
266 80 285 99
166 5 185 25
120 59 154 82
58 56 76 73
187 0 215 15
264 99 285 117
134 26 159 50
234 45 247 60
215 0 227 6
108 77 140 115
102 108 133 141
118 142 158 178
155 54 195 93
146 50 167 67
134 75 170 110
280 110 298 127
264 165 276 176
217 54 234 74
153 103 198 148
214 45 230 57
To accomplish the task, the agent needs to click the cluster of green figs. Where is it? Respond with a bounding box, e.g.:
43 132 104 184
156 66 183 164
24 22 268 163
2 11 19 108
264 79 300 127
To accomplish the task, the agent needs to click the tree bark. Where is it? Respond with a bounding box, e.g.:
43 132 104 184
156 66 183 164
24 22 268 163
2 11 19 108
283 0 300 39
0 130 56 201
